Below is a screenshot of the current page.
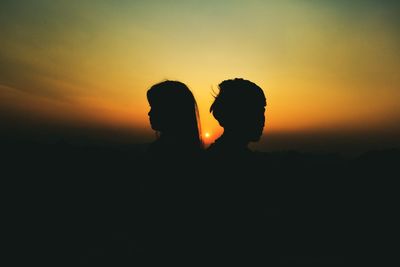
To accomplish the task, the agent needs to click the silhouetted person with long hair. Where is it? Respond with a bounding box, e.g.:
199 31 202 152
146 80 203 157
208 78 266 157
141 80 204 263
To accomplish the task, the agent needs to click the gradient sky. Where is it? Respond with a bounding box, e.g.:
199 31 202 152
1 0 399 151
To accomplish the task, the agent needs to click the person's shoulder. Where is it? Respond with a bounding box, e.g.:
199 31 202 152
206 138 229 154
120 143 150 157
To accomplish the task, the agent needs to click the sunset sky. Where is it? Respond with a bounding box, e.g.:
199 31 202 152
1 0 399 153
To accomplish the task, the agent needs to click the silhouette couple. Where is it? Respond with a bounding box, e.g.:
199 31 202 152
146 78 266 157
141 78 271 264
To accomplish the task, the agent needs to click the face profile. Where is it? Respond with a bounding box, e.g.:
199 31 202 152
148 102 165 131
225 103 265 142
208 78 266 154
146 80 202 155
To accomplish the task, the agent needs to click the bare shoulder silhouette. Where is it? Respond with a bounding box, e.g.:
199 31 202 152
208 78 266 158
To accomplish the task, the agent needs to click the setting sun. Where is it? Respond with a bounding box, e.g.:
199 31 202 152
1 2 398 263
0 1 399 154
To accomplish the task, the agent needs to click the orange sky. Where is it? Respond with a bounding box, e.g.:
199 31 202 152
1 1 399 150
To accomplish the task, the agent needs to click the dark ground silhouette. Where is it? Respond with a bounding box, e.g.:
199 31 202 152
2 139 399 265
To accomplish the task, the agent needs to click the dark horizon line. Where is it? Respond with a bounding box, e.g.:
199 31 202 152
1 129 399 157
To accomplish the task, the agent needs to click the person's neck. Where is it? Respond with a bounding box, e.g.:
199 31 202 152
218 130 250 149
158 132 179 143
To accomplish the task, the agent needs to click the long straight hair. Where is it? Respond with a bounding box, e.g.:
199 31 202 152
147 80 203 151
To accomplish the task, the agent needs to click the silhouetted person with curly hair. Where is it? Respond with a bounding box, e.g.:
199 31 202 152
203 78 272 264
208 78 266 158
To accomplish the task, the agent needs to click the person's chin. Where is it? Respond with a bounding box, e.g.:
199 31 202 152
250 131 263 142
150 124 159 131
